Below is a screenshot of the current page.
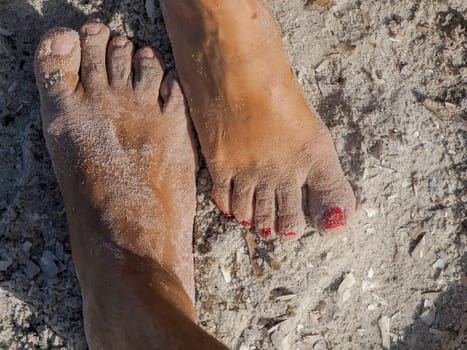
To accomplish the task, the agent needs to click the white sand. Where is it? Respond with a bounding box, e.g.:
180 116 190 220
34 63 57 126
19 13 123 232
0 0 465 349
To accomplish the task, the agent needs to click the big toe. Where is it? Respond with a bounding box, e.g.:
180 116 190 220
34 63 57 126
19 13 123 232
307 138 356 234
34 28 81 100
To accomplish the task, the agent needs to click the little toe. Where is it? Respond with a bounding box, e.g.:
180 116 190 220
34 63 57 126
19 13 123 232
211 177 233 218
160 71 186 114
133 47 165 101
79 21 110 90
107 36 133 89
232 178 255 227
34 28 81 100
276 182 305 240
253 184 275 239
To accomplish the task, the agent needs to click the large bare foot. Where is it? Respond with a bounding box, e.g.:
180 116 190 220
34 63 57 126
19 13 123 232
35 22 227 349
161 0 356 238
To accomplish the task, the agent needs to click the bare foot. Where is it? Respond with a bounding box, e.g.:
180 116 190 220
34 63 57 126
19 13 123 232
161 0 356 238
35 22 226 349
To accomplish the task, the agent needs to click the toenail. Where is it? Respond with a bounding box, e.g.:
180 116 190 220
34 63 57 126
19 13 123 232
323 207 345 230
112 37 128 48
284 231 297 237
83 22 102 35
261 228 272 237
139 47 155 59
242 220 253 228
50 37 74 56
224 212 234 219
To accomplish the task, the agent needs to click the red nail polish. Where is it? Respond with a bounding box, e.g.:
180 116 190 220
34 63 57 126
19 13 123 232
323 207 345 230
284 231 297 237
224 212 234 219
261 228 272 237
242 220 253 227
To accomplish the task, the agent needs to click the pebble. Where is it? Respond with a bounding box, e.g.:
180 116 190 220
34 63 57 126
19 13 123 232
220 265 231 284
39 250 59 278
364 208 378 218
22 241 33 254
338 273 356 294
23 260 40 279
0 259 12 271
432 258 445 270
420 299 436 326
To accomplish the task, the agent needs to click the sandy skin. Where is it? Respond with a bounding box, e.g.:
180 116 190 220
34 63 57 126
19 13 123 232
161 0 356 238
35 22 227 349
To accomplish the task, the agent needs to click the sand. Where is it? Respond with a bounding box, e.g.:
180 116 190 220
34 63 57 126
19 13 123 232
0 0 465 349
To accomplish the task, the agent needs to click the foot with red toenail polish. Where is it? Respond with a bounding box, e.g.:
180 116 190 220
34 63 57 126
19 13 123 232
224 213 234 219
161 0 356 238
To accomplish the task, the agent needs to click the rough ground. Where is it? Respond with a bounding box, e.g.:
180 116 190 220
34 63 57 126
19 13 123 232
0 0 466 349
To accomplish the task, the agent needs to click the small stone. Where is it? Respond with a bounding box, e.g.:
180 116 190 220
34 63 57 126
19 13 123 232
220 265 231 283
432 258 445 270
338 273 356 294
420 299 436 326
0 259 12 271
368 304 377 311
368 267 374 279
51 335 64 347
364 208 378 218
23 260 41 278
22 241 33 254
342 289 352 302
40 250 59 278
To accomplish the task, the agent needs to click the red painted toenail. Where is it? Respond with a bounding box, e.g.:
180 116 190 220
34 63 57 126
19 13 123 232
242 220 253 227
224 212 234 219
284 231 297 237
323 207 345 230
261 228 272 237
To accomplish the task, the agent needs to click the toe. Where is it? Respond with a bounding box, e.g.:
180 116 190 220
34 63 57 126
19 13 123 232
211 176 233 218
133 47 165 100
253 184 275 238
307 175 356 235
34 28 81 99
231 177 255 227
276 181 305 240
107 36 133 89
79 21 110 90
160 71 186 114
306 143 356 234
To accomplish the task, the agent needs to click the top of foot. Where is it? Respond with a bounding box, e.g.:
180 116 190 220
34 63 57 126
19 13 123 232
35 22 198 304
162 0 356 239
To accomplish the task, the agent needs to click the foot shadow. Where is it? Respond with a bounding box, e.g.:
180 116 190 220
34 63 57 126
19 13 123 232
390 249 467 350
0 0 170 348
